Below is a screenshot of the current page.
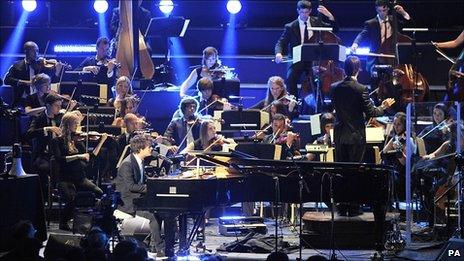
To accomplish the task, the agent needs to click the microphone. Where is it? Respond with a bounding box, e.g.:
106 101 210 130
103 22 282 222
151 151 173 164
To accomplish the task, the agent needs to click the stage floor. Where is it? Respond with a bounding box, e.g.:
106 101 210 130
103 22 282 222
40 217 445 261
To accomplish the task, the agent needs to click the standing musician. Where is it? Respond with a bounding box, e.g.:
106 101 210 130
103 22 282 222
331 56 394 216
274 0 338 97
4 41 64 107
76 37 118 89
163 97 201 151
433 30 464 102
350 0 412 74
252 76 298 120
24 93 64 198
113 133 171 257
51 111 106 231
180 46 230 97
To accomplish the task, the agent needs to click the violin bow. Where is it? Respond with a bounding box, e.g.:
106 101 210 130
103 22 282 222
65 86 77 112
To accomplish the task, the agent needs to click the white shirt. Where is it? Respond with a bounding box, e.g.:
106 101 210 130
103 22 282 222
24 58 36 97
298 17 313 44
133 153 144 184
377 15 392 44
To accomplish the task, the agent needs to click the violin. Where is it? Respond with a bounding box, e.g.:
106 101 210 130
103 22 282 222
96 57 122 68
32 57 72 71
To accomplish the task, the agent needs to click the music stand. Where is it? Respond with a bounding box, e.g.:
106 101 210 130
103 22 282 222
145 16 190 88
293 41 346 113
58 81 108 105
213 78 240 99
77 106 116 125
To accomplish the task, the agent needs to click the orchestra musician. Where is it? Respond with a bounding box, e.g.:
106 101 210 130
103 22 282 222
108 76 135 107
179 46 227 97
163 97 201 150
4 41 64 107
262 113 300 158
331 56 394 216
350 0 412 74
181 119 234 154
76 37 118 89
274 0 338 97
306 112 335 161
51 111 105 231
113 133 170 257
24 93 64 198
252 76 298 119
418 103 452 155
433 30 464 102
112 96 140 127
195 77 224 117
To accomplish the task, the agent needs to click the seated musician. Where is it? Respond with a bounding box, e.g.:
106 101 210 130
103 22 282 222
418 103 452 154
108 76 135 107
262 113 300 158
306 112 335 161
180 46 232 97
181 119 234 154
382 112 417 199
163 97 201 150
76 37 117 89
113 133 168 257
196 77 225 117
251 76 298 119
25 73 77 116
112 96 140 127
51 111 105 231
4 41 64 107
24 93 64 198
423 122 464 160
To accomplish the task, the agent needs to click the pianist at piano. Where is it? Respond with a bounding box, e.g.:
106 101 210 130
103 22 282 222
113 133 171 257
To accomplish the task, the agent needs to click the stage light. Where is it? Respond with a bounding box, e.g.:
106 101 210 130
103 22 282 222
22 0 37 12
227 0 242 15
93 0 108 14
159 0 174 15
54 44 97 53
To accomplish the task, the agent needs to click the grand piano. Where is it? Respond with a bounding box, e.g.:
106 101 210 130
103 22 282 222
134 151 395 256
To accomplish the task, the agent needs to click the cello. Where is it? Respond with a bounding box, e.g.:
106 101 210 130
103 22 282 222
115 0 154 79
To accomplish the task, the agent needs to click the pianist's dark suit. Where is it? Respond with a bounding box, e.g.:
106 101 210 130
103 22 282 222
331 77 385 162
114 153 165 254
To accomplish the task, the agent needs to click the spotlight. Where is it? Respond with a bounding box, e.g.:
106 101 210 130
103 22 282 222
93 0 108 14
159 0 174 15
227 0 242 15
22 0 37 12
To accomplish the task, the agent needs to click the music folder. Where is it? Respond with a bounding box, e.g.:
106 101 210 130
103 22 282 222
293 43 347 64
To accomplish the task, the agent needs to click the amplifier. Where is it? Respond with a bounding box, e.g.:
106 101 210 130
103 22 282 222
218 216 267 236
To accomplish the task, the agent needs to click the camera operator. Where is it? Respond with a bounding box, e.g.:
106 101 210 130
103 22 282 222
113 133 168 257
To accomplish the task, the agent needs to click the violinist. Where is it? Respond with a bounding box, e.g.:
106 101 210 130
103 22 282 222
274 0 338 97
4 41 64 107
24 93 64 198
181 119 234 154
252 76 298 119
76 37 118 88
262 113 300 158
51 111 106 231
382 112 416 168
351 0 412 74
112 96 140 127
108 76 135 107
196 77 224 117
163 97 201 150
25 73 78 116
180 46 229 97
418 103 452 154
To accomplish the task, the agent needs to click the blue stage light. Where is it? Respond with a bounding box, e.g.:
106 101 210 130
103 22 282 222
93 0 108 14
54 44 97 53
227 0 242 15
22 0 37 12
159 0 174 15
